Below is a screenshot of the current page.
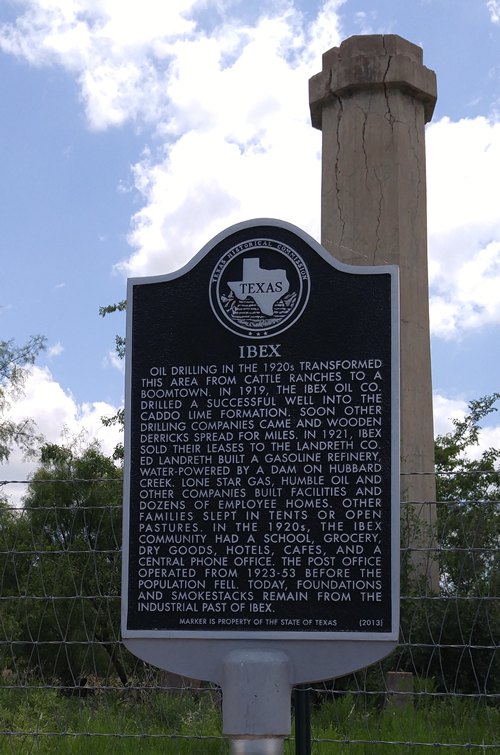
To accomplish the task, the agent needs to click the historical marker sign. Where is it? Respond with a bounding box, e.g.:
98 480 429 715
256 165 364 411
122 219 399 642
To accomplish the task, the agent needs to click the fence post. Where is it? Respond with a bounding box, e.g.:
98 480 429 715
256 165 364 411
294 685 311 755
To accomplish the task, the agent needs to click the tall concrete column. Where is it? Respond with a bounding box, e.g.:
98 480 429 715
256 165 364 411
309 35 437 585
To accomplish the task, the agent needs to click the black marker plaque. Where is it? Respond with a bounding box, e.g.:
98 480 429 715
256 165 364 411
123 220 399 639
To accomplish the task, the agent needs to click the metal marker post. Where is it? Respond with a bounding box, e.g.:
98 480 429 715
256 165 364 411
230 739 284 755
223 649 290 754
231 742 284 754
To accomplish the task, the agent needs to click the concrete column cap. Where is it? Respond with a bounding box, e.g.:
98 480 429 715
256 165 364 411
309 34 437 129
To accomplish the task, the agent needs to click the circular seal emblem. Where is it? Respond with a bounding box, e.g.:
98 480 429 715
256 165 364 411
209 238 310 339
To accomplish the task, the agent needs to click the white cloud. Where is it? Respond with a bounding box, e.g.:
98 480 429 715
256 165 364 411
0 1 343 277
426 116 500 338
432 392 467 437
0 0 199 129
432 392 500 462
486 0 500 24
47 342 64 358
116 3 345 276
351 9 390 35
0 0 344 132
103 349 124 373
473 424 500 459
8 365 121 450
2 366 122 505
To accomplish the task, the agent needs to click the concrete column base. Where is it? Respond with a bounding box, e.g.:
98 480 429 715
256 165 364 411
386 671 414 708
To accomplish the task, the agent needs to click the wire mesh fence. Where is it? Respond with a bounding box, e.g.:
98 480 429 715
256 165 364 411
0 477 498 753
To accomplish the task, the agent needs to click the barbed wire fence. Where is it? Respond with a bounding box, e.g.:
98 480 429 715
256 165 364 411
0 474 498 753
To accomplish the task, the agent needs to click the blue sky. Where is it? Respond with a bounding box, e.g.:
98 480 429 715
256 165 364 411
1 0 500 490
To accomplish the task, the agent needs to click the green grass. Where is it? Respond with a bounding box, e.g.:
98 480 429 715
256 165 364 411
308 695 499 753
0 685 226 754
0 685 498 753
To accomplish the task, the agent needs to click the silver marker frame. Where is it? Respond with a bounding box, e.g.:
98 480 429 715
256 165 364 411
122 218 399 653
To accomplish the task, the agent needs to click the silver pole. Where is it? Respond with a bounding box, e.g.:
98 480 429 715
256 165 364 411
230 737 284 755
222 650 290 752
